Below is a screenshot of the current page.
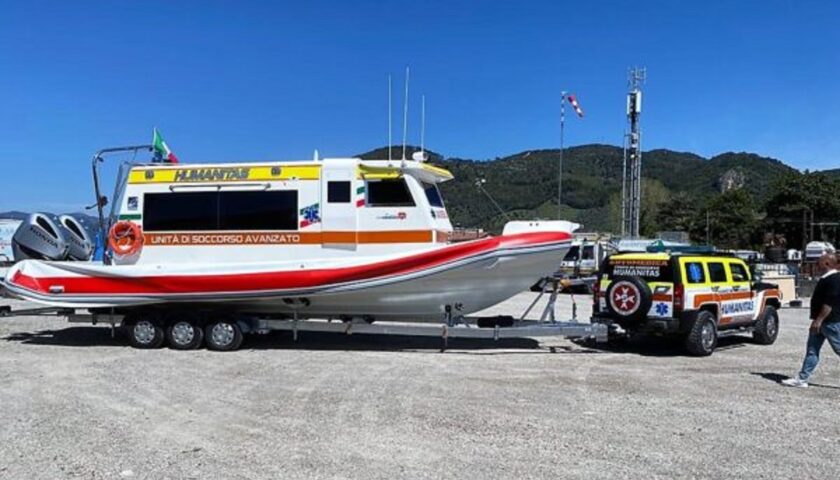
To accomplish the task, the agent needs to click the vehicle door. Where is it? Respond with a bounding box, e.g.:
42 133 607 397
726 260 756 324
706 261 734 326
320 161 358 249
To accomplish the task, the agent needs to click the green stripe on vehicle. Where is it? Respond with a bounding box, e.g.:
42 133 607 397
119 214 142 220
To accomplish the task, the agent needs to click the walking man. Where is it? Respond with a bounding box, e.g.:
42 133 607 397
783 253 840 387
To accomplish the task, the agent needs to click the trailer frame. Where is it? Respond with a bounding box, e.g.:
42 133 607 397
1 279 607 350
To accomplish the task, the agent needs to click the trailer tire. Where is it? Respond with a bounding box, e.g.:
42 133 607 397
165 314 204 350
126 313 165 349
205 319 243 351
684 310 717 356
753 305 779 345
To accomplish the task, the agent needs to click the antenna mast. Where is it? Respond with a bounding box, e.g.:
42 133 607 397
621 67 646 239
388 75 393 162
401 66 410 160
559 90 566 220
420 94 426 154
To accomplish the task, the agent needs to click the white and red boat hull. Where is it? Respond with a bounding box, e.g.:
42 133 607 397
3 231 572 322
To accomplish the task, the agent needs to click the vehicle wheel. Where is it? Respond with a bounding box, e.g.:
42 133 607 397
165 313 204 350
753 305 779 345
126 313 165 349
205 319 243 351
604 276 653 323
685 310 717 356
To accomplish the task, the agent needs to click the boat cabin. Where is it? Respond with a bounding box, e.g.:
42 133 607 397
110 158 455 264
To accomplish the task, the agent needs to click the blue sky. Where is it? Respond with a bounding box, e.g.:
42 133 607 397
1 0 839 211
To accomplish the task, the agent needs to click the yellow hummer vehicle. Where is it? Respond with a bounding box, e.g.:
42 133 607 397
591 249 782 356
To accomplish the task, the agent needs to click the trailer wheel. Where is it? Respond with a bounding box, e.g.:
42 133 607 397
165 314 204 350
205 319 243 351
126 313 165 349
753 305 779 345
684 310 717 356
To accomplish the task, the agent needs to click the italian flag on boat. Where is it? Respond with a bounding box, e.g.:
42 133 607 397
152 128 179 163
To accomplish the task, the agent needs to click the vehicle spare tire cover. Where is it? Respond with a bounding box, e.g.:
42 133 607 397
605 276 653 323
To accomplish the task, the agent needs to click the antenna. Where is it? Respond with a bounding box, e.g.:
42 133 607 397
401 66 410 161
388 74 393 162
412 95 428 162
420 94 426 154
621 66 647 239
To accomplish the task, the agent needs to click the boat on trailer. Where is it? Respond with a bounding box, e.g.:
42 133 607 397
2 145 599 350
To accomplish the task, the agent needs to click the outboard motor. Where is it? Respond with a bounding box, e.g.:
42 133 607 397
59 215 94 261
11 213 69 261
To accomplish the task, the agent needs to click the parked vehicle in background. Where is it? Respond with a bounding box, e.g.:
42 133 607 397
805 241 835 261
557 235 616 279
591 249 782 356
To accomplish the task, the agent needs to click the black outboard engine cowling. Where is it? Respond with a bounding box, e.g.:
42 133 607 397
59 215 93 261
11 213 69 261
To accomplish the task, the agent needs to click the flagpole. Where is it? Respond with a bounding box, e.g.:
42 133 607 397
559 91 566 220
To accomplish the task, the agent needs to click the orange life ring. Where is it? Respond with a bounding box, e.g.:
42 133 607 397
108 221 144 257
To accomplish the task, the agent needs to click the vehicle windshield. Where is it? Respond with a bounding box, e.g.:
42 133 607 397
563 246 580 262
422 181 445 208
604 257 674 282
107 162 132 231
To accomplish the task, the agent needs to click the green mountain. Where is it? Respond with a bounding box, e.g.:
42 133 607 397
360 145 798 234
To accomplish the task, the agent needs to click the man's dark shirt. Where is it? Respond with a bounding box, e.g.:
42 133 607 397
810 271 840 323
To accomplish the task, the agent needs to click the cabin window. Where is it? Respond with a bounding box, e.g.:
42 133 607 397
728 262 750 282
218 191 298 230
708 262 728 283
144 192 219 231
327 181 351 203
422 182 444 208
366 179 415 207
685 262 706 284
144 191 298 231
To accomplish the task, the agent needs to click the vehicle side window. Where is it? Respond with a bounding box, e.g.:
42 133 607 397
327 181 351 203
685 262 706 284
422 181 444 208
729 262 750 282
218 191 298 230
144 191 298 231
708 262 728 283
367 179 415 207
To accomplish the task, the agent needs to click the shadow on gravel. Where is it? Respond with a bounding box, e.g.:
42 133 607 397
575 335 750 357
245 331 606 354
3 327 605 354
3 327 122 347
751 372 840 390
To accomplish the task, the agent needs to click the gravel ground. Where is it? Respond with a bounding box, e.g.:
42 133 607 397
0 292 838 480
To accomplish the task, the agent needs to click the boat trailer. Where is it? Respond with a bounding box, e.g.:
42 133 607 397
0 279 607 349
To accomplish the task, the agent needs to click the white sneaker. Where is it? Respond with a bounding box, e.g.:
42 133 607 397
781 377 809 388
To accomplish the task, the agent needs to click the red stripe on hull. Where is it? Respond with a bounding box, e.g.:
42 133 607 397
10 231 570 297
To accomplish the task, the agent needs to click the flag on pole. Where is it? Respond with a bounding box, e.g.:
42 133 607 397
152 128 179 163
567 95 585 118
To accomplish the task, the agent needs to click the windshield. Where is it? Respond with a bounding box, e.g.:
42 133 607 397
563 246 580 261
422 182 444 208
107 162 132 231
